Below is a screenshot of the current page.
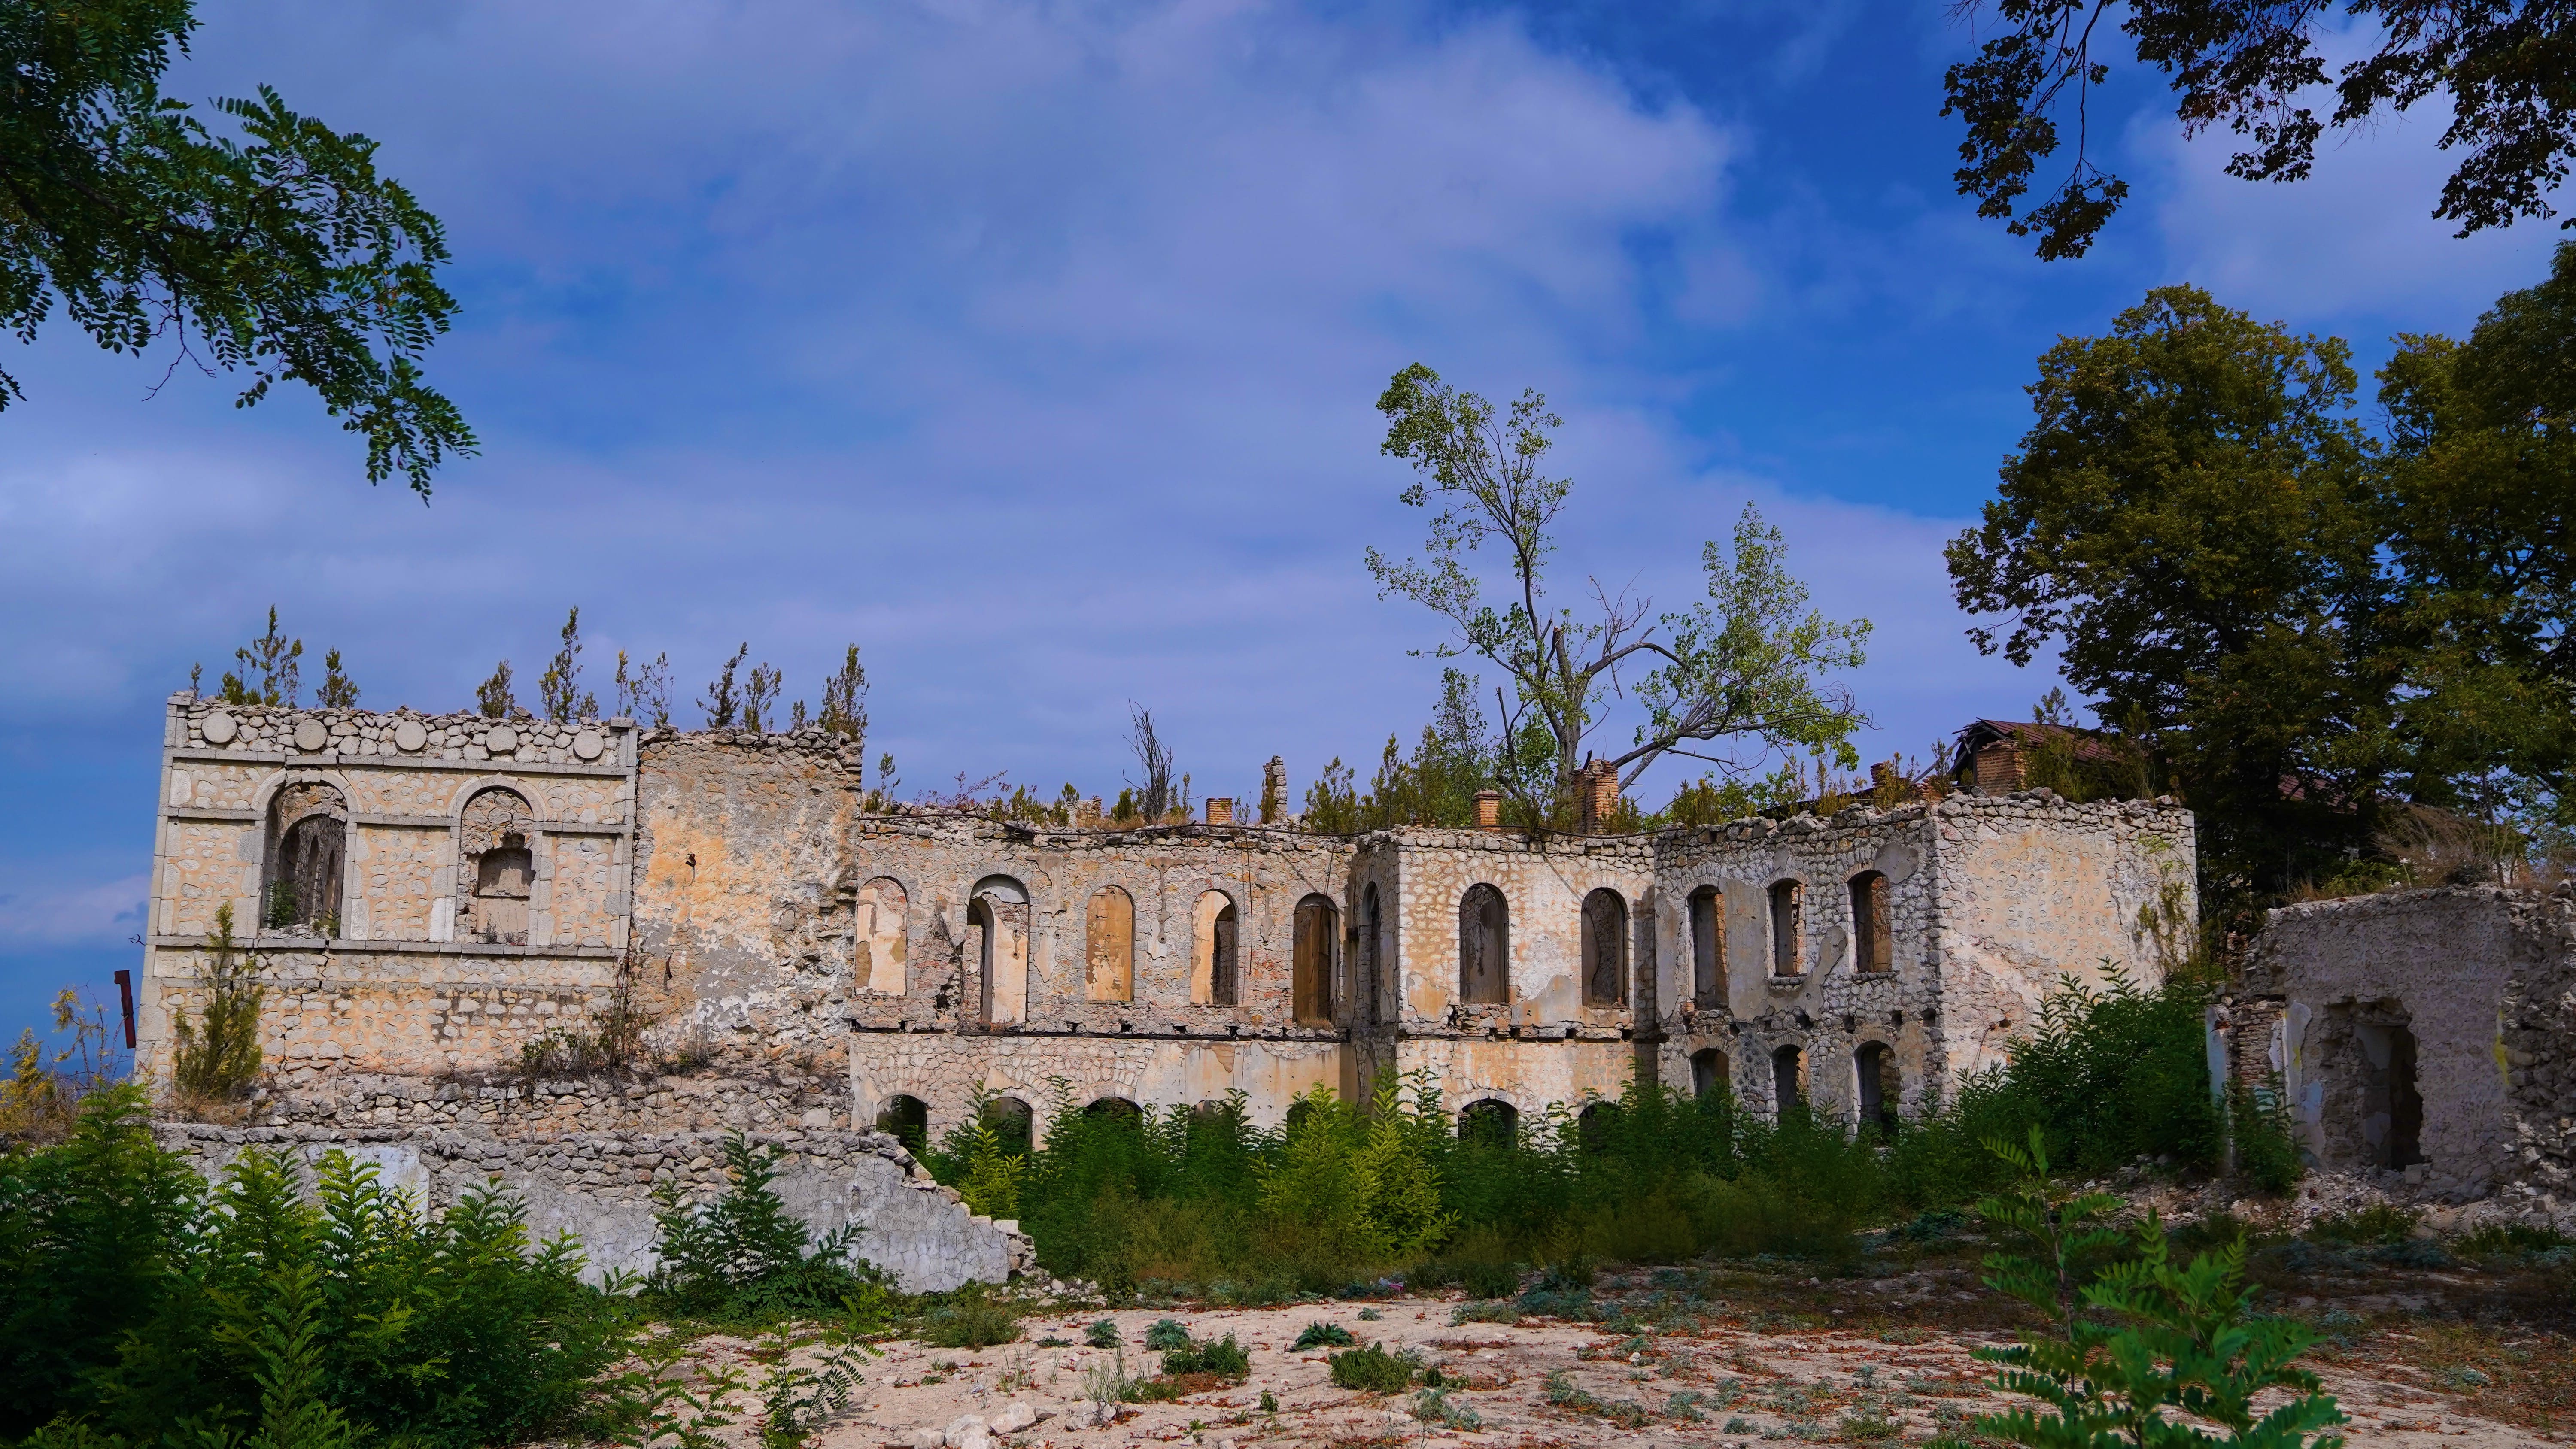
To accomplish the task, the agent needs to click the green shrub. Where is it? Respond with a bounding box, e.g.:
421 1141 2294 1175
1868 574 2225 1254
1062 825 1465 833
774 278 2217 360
917 1285 1022 1349
1083 1319 1122 1347
1327 1343 1422 1394
1458 1259 1521 1297
169 906 265 1107
2308 1205 2423 1245
1160 1332 1250 1380
2458 1223 2573 1256
0 1089 623 1449
1292 1320 1356 1349
646 1131 887 1324
1142 1317 1192 1350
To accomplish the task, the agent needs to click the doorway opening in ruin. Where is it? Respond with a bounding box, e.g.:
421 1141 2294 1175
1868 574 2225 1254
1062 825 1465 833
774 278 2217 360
1576 1102 1613 1154
876 1094 929 1153
1849 871 1891 974
263 782 347 936
1459 1097 1518 1147
1458 884 1510 1005
1294 894 1338 1025
1854 1042 1899 1131
1084 1095 1142 1125
1771 1043 1805 1113
1690 1047 1728 1099
1768 880 1803 977
1361 884 1383 1026
1689 886 1725 1010
984 1095 1034 1157
1581 888 1628 1007
2356 1019 2427 1170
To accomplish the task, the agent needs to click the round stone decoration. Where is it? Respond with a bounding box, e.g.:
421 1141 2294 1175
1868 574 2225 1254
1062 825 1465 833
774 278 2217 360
487 724 519 755
393 718 427 753
572 728 603 761
201 711 237 745
293 718 328 752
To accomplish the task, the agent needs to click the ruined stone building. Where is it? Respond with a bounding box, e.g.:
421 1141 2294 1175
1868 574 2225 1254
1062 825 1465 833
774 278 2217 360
2230 886 2576 1216
139 695 2195 1173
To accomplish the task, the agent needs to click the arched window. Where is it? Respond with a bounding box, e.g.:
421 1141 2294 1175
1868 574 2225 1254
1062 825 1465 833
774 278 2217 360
1849 871 1891 974
1293 894 1337 1025
1084 1095 1143 1124
971 876 1030 1025
1855 1043 1899 1131
983 1094 1035 1156
875 1094 930 1152
1576 1101 1615 1154
1771 1043 1805 1113
1459 1097 1518 1147
1085 885 1135 1003
857 877 908 995
1458 884 1510 1005
263 782 347 936
1191 890 1239 1006
460 787 537 946
1580 888 1627 1007
1690 1047 1728 1100
1767 880 1804 977
1689 885 1725 1009
1361 883 1383 1025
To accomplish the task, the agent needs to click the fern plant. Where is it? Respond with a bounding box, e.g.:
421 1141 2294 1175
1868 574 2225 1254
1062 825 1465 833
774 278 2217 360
1962 1128 2349 1449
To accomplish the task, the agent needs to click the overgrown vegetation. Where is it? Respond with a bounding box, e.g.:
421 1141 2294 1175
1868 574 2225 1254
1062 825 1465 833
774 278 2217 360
643 1131 890 1326
167 904 265 1114
925 973 2254 1299
0 1088 621 1449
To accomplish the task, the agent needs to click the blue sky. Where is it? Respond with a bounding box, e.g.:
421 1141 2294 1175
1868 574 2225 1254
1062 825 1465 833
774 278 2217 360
0 0 2560 1042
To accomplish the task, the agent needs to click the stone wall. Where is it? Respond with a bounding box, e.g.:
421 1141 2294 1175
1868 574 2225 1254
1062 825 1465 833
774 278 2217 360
153 1111 1032 1293
2244 886 2575 1213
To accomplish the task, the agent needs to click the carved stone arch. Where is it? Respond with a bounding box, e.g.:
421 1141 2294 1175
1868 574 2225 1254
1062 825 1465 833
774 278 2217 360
1191 887 1242 1007
1292 893 1337 1024
1847 870 1892 974
1458 882 1510 1005
1085 885 1136 1003
456 785 539 946
970 875 1031 1024
1580 887 1628 1008
257 770 351 937
1765 878 1805 977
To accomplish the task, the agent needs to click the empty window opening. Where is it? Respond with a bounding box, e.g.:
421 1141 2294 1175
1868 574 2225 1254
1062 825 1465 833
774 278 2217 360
983 1094 1034 1157
1191 890 1239 1006
1458 884 1510 1005
1459 1097 1519 1147
1576 1102 1616 1154
2356 1021 2427 1170
875 1094 930 1153
972 877 1030 1025
1581 888 1628 1007
1084 1095 1143 1124
459 786 537 946
857 877 908 995
1293 894 1338 1025
1850 872 1892 974
1768 880 1804 977
1771 1043 1805 1114
1855 1042 1899 1131
1690 1048 1729 1100
1085 885 1135 1003
263 782 347 936
1361 884 1384 1025
1689 885 1725 1010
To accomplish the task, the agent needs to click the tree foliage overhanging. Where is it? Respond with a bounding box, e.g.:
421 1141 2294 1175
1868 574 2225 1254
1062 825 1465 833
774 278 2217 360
1950 243 2576 901
0 0 474 494
1945 1 2576 260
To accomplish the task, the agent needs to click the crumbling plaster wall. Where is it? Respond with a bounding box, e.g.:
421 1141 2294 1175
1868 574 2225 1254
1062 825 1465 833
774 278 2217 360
2249 886 2576 1206
140 699 639 1098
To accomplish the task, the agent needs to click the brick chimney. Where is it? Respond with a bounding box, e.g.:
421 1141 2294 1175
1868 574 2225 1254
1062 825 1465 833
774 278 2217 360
1577 761 1621 833
1474 789 1502 831
1205 797 1233 826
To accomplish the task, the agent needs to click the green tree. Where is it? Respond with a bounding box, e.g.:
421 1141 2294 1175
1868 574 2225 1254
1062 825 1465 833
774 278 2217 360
474 659 517 719
536 607 597 723
1368 364 1870 825
702 643 747 730
218 606 301 706
1 0 474 493
169 903 262 1106
313 648 357 709
1945 1 2576 261
2376 241 2576 829
816 644 867 742
1946 285 2391 897
612 649 672 728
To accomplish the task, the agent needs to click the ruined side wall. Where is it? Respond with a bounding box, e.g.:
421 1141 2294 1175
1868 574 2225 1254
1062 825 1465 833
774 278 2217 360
1646 806 1944 1122
141 699 639 1098
2251 887 2575 1207
1926 792 2195 1086
1384 830 1653 1029
153 1117 1030 1293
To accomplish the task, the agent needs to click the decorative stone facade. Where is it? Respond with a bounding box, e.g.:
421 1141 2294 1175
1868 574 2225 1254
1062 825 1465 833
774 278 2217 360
2235 886 2576 1217
138 698 2196 1277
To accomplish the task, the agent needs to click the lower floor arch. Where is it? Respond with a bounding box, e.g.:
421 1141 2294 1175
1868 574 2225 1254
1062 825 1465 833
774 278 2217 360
981 1093 1035 1156
1771 1043 1806 1114
1689 1047 1729 1100
1854 1041 1899 1130
874 1093 930 1152
1458 1097 1519 1147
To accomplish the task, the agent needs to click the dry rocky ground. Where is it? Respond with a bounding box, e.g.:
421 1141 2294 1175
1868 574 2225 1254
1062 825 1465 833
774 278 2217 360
649 1235 2573 1449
